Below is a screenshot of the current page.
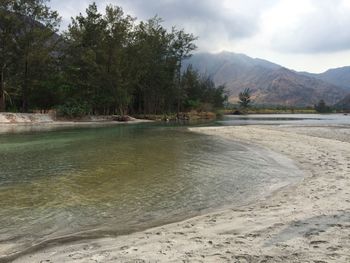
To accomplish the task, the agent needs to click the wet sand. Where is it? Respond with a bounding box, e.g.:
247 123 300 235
12 125 350 262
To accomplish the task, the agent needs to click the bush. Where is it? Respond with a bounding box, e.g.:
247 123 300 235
56 100 90 118
239 88 252 109
184 99 201 110
314 100 332 113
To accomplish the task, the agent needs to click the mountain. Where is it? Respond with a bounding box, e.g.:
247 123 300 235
301 66 350 90
184 52 348 106
335 94 350 110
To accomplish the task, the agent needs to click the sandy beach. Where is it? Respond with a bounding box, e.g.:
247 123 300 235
0 113 150 134
11 125 350 262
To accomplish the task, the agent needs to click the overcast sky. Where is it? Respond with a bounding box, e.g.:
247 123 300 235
50 0 350 73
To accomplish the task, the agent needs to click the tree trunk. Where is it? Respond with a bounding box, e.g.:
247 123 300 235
177 61 182 114
22 58 29 112
0 66 5 112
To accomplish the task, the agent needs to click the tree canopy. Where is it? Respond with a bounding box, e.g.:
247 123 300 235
0 1 227 115
0 0 61 112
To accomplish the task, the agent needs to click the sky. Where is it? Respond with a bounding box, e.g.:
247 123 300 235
50 0 350 73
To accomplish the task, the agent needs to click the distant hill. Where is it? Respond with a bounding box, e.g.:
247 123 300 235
184 52 347 106
301 66 350 90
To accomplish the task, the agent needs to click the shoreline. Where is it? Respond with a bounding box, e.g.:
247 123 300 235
12 125 350 262
0 118 152 134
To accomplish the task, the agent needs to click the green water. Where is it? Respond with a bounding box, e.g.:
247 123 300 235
0 123 302 259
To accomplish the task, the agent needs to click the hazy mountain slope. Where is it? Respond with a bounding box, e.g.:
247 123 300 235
335 93 350 110
252 68 346 106
185 52 280 78
185 52 347 106
302 67 350 90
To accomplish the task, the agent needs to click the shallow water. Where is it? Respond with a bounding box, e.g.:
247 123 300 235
219 113 350 126
0 122 303 259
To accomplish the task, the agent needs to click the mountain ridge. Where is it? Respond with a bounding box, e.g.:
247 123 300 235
185 51 349 106
300 66 350 90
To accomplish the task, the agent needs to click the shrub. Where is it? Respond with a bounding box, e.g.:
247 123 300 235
239 88 252 109
314 100 332 113
56 100 90 118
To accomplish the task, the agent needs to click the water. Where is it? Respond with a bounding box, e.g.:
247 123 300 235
219 113 350 126
0 122 303 260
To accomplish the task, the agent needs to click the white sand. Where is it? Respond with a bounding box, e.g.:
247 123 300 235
0 113 150 134
12 125 350 262
0 112 54 123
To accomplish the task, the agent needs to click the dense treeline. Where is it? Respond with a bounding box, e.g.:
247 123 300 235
0 0 227 116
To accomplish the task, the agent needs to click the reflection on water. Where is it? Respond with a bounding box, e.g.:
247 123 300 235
0 123 302 259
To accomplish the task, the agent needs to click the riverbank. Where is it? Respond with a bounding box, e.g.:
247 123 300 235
0 113 151 133
13 125 350 262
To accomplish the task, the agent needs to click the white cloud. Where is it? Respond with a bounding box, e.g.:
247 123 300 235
49 0 350 72
260 0 350 53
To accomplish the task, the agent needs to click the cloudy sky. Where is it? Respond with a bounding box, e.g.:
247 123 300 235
50 0 350 73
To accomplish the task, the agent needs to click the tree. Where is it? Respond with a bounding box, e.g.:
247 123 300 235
64 4 138 115
0 0 61 112
170 29 197 113
239 88 252 109
129 17 197 114
0 0 20 111
314 99 332 113
63 3 106 114
1 2 208 116
181 66 227 111
130 17 174 114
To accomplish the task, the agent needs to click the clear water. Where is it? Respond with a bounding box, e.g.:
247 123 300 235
0 122 303 260
219 113 350 126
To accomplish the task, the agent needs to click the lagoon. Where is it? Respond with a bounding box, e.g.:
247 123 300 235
0 121 303 259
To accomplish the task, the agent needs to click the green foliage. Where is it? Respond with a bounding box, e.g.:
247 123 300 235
0 2 225 116
56 99 90 118
314 99 332 113
185 99 201 110
181 66 227 111
239 88 252 109
0 0 61 112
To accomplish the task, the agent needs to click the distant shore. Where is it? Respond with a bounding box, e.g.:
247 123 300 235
11 124 350 262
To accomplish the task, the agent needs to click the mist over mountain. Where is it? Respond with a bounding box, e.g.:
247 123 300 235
184 52 348 106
